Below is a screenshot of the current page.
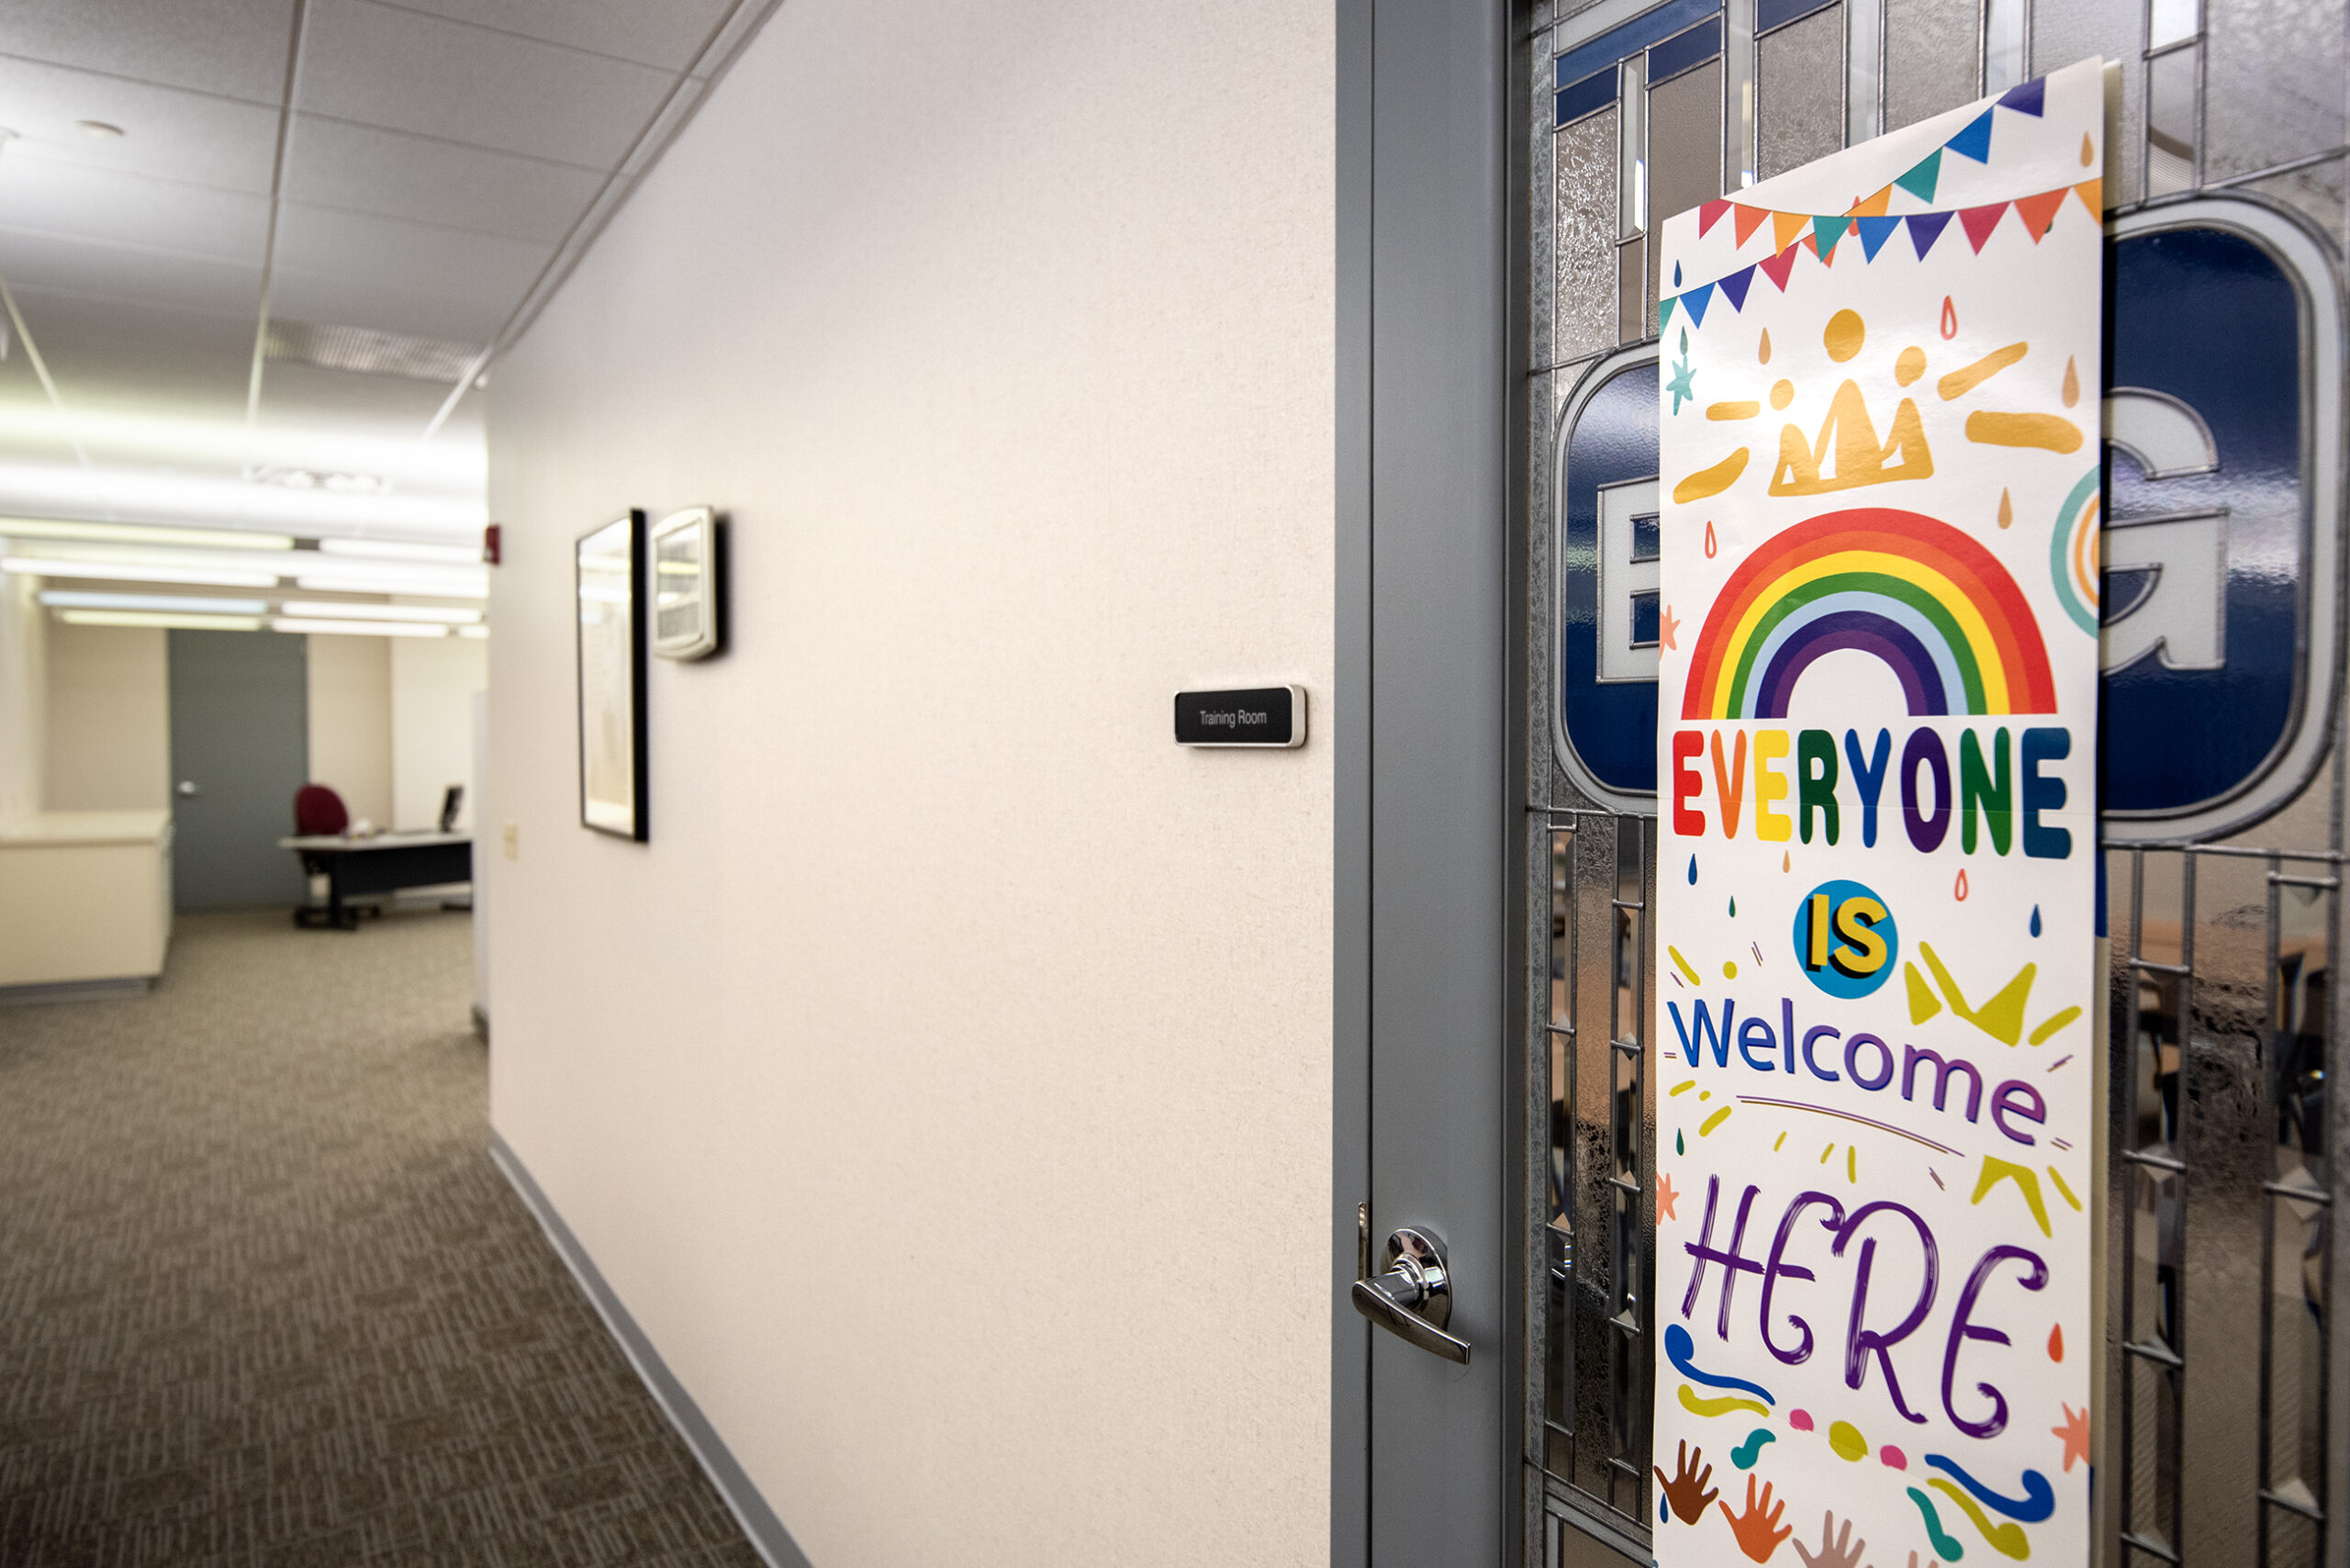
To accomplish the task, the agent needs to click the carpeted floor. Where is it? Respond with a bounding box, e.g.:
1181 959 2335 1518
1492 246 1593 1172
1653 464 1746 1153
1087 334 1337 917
0 911 765 1568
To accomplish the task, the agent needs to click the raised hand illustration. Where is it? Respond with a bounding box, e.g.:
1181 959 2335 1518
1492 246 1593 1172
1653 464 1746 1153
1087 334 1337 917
1651 1439 1719 1525
1908 1555 1943 1568
1791 1510 1864 1568
1718 1474 1792 1562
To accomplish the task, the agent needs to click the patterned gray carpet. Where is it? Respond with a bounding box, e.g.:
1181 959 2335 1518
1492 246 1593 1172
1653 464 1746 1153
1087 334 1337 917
0 911 764 1568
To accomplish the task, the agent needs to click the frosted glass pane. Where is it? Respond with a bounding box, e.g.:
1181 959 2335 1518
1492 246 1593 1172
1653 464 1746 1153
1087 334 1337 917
2205 0 2345 183
1756 6 1844 182
1555 109 1620 364
2145 45 2198 195
1883 0 1978 130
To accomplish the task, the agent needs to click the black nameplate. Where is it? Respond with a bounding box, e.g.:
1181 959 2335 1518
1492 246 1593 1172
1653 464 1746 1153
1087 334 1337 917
1174 686 1304 748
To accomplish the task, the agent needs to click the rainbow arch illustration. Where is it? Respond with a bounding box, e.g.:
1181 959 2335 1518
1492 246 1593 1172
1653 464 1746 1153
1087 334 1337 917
1682 507 2058 721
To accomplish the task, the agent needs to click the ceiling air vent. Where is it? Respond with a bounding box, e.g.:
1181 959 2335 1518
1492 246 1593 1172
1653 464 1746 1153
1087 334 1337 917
265 321 481 384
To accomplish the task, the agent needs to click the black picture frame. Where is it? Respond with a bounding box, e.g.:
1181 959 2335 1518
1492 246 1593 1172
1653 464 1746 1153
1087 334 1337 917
576 510 648 841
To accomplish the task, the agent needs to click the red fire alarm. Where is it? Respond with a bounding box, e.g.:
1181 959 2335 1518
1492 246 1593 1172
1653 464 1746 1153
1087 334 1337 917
483 523 501 565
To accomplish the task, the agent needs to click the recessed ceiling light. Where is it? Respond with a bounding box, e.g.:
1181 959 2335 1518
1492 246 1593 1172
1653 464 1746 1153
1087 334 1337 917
76 120 125 140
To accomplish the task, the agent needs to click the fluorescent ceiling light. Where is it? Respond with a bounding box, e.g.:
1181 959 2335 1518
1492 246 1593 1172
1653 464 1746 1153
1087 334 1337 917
293 571 487 600
60 610 264 632
11 540 297 572
457 625 490 640
0 517 295 551
280 600 480 624
41 590 270 614
5 557 282 588
0 456 485 535
316 537 480 565
272 617 450 639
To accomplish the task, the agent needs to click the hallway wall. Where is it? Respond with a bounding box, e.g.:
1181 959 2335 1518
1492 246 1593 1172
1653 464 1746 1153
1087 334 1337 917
481 1 1336 1564
305 633 393 828
42 619 166 812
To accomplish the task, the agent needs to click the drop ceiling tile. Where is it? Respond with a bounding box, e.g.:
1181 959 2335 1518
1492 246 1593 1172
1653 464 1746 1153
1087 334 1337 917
266 268 508 344
0 158 271 263
362 0 735 71
1 0 300 105
0 227 263 316
0 287 254 416
0 60 281 193
258 358 461 432
274 205 548 308
298 0 676 169
285 117 600 246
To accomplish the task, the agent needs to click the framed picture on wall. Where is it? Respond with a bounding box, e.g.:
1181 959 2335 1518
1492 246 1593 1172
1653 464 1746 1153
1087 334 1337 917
576 510 648 841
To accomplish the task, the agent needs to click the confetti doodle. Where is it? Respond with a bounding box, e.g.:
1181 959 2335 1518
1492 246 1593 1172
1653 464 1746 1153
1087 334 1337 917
2028 1006 2081 1044
1954 868 1970 901
2046 1324 2063 1361
1665 1324 1776 1405
1917 942 2036 1045
2045 1166 2082 1210
1681 1384 1772 1419
1907 1488 1966 1561
1788 1409 1814 1431
1700 1105 1735 1136
2052 1405 2090 1472
1924 1456 2055 1523
1925 1480 2031 1559
1669 946 1706 986
1828 1420 1869 1462
1880 1445 1908 1470
2028 904 2041 935
1690 855 1700 884
1970 1156 2054 1237
1732 1429 1779 1468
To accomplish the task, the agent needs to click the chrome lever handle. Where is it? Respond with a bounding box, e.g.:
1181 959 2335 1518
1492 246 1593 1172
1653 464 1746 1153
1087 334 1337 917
1351 1226 1471 1364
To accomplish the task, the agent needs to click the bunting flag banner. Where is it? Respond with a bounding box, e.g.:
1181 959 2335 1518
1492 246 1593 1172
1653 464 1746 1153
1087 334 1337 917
1653 72 2106 338
1651 58 2108 1568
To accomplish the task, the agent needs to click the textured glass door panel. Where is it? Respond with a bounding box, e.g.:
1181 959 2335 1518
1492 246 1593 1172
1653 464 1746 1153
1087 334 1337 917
1529 3 2346 1560
1755 6 1844 182
1881 0 1980 129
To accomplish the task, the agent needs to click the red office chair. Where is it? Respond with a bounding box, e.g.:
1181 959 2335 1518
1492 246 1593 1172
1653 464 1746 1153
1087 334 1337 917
294 784 348 837
292 784 372 927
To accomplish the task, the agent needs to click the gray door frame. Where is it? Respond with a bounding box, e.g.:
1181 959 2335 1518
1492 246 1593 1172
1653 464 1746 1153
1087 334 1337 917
1336 2 1528 1562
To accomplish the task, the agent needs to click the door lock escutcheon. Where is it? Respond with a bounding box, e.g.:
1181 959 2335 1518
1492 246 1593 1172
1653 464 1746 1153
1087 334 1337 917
1352 1223 1471 1364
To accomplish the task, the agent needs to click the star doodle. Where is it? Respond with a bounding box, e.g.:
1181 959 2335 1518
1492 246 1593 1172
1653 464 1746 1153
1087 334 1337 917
1657 1170 1680 1222
2053 1403 2090 1473
1665 352 1697 414
1659 603 1681 651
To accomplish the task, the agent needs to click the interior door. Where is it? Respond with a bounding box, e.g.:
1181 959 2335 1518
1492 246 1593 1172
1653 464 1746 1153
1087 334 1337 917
1339 1 1523 1562
168 629 309 910
1525 0 2350 1564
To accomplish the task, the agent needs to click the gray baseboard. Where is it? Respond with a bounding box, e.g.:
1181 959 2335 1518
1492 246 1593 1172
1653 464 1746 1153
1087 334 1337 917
488 1130 811 1568
0 976 151 1007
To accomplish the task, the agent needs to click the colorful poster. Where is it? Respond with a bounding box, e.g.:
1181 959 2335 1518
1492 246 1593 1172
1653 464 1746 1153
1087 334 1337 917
1651 60 2106 1568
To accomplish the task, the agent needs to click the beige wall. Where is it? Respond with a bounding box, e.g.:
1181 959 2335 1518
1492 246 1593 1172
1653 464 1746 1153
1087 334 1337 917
0 574 49 828
390 634 484 831
44 621 170 812
482 1 1334 1563
306 633 393 827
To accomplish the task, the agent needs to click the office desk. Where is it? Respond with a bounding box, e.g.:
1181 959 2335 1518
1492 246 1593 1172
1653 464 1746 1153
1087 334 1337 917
279 832 471 930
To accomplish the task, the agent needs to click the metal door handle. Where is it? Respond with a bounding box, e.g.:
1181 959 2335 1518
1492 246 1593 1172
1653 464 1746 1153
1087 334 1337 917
1352 1226 1471 1364
175 780 200 797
